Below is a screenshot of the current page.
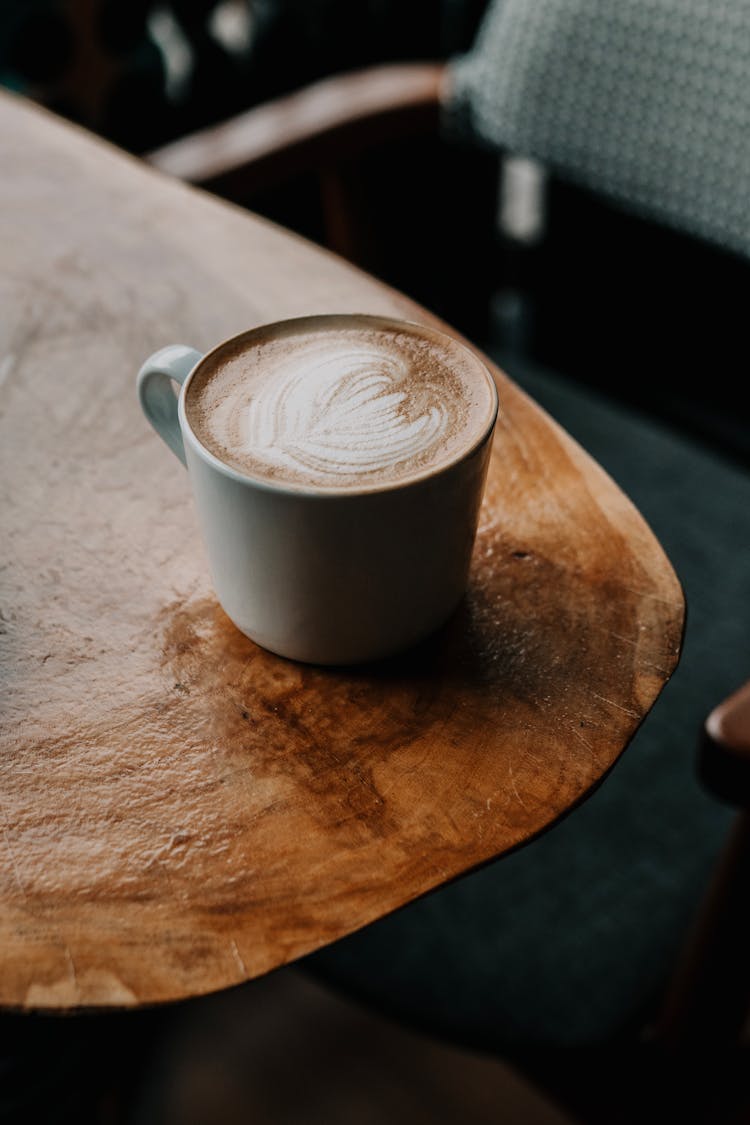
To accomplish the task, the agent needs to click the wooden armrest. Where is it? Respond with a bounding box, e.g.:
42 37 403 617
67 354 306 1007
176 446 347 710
145 63 446 200
699 679 750 806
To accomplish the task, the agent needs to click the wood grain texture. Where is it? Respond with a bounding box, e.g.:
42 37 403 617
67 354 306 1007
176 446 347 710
0 91 684 1010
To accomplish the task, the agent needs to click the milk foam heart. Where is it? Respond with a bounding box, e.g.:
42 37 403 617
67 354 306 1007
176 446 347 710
186 321 495 490
234 342 448 477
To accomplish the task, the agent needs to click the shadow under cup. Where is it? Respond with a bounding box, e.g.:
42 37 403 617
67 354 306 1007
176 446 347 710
139 314 499 665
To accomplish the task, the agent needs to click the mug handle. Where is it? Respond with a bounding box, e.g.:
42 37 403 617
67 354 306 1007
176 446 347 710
137 345 203 466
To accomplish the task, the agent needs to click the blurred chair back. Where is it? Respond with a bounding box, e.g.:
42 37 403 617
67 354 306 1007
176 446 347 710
441 0 750 466
445 0 750 257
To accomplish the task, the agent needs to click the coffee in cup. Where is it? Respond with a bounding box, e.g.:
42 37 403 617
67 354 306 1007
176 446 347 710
185 319 495 492
137 314 498 664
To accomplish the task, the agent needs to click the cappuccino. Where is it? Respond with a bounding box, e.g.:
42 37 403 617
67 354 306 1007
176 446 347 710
185 317 496 491
139 314 498 662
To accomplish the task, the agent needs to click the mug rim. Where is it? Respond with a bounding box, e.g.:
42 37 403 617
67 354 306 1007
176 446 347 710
177 313 499 498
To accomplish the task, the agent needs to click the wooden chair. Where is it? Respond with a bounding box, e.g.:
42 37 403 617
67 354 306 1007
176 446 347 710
148 61 498 339
144 5 750 1121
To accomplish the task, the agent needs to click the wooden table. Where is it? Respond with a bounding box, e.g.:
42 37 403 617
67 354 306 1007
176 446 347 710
0 90 684 1011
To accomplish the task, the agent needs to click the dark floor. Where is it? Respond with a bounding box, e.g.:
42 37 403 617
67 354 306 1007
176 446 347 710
131 968 574 1125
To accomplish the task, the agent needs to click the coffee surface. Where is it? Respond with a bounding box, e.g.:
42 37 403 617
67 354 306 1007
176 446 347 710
186 321 495 490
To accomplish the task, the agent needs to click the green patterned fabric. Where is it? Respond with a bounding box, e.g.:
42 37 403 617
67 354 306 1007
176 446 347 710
445 0 750 257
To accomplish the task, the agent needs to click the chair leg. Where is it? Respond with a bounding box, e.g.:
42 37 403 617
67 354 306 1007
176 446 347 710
653 810 750 1050
318 166 363 264
620 810 750 1124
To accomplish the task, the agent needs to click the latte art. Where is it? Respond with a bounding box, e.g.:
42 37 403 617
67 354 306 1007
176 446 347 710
186 320 496 490
241 343 449 478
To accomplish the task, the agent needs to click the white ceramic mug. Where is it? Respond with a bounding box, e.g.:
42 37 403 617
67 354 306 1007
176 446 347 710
137 315 498 665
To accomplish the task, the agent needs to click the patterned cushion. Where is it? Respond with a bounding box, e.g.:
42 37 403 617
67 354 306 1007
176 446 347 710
445 0 750 257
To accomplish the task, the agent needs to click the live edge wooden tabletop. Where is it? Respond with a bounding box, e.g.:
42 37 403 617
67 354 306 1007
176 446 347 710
0 90 684 1011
